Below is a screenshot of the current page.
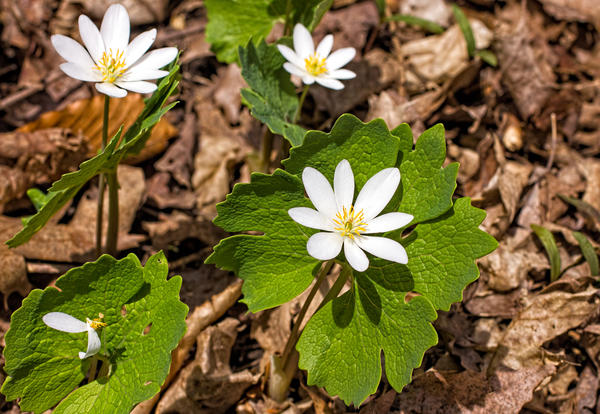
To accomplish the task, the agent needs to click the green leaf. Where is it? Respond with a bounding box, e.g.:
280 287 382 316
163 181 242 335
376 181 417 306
451 4 475 57
6 63 180 248
239 41 306 146
205 0 281 63
572 231 599 276
384 14 445 34
558 194 600 225
375 0 386 18
205 0 332 63
1 252 188 413
531 224 561 282
475 49 498 67
208 115 497 403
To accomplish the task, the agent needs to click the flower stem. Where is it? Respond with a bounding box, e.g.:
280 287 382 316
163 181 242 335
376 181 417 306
293 84 309 124
260 128 274 173
96 95 110 257
283 0 293 36
88 356 98 382
105 169 119 257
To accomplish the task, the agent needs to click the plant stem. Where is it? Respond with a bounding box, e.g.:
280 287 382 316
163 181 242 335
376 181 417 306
293 84 309 124
96 96 110 257
280 260 333 371
105 169 119 257
88 357 98 382
283 0 293 36
260 129 274 173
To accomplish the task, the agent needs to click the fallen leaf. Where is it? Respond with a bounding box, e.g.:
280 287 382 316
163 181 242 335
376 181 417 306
313 2 379 51
17 94 178 164
536 0 600 30
367 88 447 129
143 211 224 251
490 286 599 371
146 172 197 210
399 0 452 27
0 244 31 309
155 112 197 188
213 64 246 125
393 366 556 414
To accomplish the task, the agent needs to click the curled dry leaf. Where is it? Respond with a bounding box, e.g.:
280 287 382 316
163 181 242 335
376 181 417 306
490 286 599 371
213 64 246 125
156 318 259 414
536 0 600 30
313 1 379 51
399 0 452 27
399 19 493 92
155 112 197 188
18 94 177 164
0 128 88 209
0 244 31 309
394 366 556 414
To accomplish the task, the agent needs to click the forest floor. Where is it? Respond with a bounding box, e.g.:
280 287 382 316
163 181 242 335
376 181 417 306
0 0 599 413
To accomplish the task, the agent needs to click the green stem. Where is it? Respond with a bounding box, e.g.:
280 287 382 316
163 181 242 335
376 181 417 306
88 357 98 382
280 259 333 371
317 263 351 311
96 96 110 257
293 84 309 124
260 129 274 173
105 170 119 257
283 0 293 36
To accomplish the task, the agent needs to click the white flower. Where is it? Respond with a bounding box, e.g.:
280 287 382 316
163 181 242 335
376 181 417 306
42 312 106 359
51 4 177 98
288 160 413 272
277 24 356 90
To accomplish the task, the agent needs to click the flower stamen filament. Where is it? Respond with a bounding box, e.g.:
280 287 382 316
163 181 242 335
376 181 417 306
87 316 107 330
94 49 127 83
304 54 327 76
333 205 367 240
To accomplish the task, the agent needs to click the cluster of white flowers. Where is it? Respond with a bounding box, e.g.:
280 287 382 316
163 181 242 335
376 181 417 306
51 4 177 98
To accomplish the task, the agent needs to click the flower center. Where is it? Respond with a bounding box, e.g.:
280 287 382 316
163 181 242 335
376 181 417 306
87 315 107 330
333 205 367 240
304 54 327 76
95 49 127 83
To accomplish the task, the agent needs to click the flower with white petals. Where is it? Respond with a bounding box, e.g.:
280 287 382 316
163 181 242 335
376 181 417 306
42 312 106 359
277 24 356 90
51 4 177 98
288 160 413 272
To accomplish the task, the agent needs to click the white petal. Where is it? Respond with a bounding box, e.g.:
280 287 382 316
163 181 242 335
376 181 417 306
101 3 130 53
122 68 168 81
326 47 356 70
129 47 178 72
51 35 95 68
307 232 343 260
302 76 316 85
78 14 105 64
43 312 87 333
283 62 308 78
355 236 408 264
343 239 369 272
315 77 344 90
59 62 101 82
293 23 314 59
95 82 127 98
363 213 413 234
125 29 156 67
329 69 356 80
334 159 354 212
289 207 334 231
79 325 101 359
302 167 337 218
115 80 157 94
277 44 305 68
354 168 400 221
316 34 333 58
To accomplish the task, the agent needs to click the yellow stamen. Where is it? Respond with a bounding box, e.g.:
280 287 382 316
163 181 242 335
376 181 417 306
88 314 107 330
304 54 327 76
333 205 367 240
94 49 127 83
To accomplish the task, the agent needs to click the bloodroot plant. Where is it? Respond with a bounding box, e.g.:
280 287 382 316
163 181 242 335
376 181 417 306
207 115 498 404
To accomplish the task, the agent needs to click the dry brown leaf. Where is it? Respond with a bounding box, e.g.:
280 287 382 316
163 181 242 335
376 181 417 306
156 318 259 414
132 280 242 414
574 103 600 148
146 172 197 210
0 128 88 209
0 244 31 309
399 0 451 27
547 364 578 396
537 0 600 30
143 210 223 251
495 14 555 119
393 366 556 414
313 1 379 51
213 64 246 125
367 88 447 129
155 112 196 188
17 94 177 164
574 364 598 413
399 20 493 92
491 287 599 371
